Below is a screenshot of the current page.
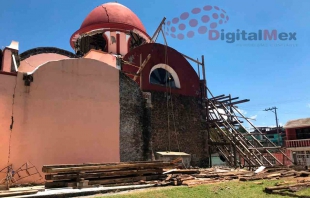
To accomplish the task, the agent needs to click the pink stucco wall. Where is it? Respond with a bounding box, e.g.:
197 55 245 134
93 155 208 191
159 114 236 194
18 53 70 73
84 50 117 67
0 74 16 179
0 58 120 183
2 49 12 72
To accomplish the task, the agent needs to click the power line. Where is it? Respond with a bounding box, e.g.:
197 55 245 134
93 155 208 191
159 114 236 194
264 107 280 146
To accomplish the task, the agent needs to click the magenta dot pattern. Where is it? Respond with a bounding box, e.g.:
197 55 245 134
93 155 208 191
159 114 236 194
166 5 229 39
180 12 189 20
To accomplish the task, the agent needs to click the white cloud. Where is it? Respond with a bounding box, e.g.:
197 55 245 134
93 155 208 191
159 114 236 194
250 115 257 120
209 108 228 120
237 108 247 115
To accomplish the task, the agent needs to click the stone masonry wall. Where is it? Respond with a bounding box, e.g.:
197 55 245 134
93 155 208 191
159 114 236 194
119 73 207 165
149 91 207 166
119 72 150 161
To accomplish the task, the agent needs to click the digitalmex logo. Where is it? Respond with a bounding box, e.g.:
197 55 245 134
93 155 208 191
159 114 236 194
166 5 229 40
166 5 297 44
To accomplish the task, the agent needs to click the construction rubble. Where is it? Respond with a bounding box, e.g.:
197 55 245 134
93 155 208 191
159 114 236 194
1 161 310 197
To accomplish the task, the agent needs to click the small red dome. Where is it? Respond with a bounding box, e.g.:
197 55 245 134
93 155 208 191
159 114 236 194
80 2 146 32
70 2 150 49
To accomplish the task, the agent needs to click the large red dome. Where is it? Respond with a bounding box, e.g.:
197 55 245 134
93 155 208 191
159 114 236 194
70 2 150 49
80 2 146 32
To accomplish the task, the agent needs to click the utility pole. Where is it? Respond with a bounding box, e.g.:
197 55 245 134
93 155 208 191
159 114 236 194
264 107 280 146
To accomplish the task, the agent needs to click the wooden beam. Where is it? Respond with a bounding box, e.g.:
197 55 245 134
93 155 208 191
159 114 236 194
209 94 226 100
45 169 162 181
43 162 173 173
0 190 39 197
150 17 166 42
123 71 138 76
248 147 281 150
42 161 164 170
197 58 200 79
181 53 202 65
230 99 250 105
218 97 239 103
211 96 231 101
243 133 264 135
161 29 168 46
202 55 206 83
133 54 151 81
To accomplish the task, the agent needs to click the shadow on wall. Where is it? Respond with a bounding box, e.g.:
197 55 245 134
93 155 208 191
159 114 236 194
119 71 151 161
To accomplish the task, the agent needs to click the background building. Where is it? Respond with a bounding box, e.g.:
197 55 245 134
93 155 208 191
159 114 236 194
285 118 310 166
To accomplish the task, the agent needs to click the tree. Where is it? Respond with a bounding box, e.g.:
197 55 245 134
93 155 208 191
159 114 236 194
236 126 247 133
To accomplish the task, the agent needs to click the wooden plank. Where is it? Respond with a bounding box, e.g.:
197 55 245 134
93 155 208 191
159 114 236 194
266 173 281 178
89 175 160 185
181 53 202 65
298 171 310 177
43 162 173 173
89 176 146 185
165 170 200 174
0 185 8 191
150 17 166 42
45 181 69 188
45 175 161 188
42 161 164 170
45 169 163 181
133 54 151 81
0 190 38 197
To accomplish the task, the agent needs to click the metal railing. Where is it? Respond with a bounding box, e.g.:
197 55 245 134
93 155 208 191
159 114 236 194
286 139 310 148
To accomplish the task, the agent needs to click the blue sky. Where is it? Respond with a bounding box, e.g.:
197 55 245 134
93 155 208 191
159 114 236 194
1 0 309 128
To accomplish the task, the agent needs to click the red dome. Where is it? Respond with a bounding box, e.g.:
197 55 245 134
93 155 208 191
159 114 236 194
70 2 150 49
80 2 146 32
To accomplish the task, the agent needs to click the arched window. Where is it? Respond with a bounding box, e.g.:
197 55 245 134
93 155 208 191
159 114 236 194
150 68 176 87
149 64 181 88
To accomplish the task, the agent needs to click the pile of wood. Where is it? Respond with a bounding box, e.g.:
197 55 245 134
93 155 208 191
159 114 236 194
239 168 310 181
41 161 310 189
160 168 252 187
160 167 310 187
43 161 174 188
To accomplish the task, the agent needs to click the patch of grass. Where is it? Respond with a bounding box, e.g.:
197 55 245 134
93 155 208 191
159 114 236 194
101 180 310 198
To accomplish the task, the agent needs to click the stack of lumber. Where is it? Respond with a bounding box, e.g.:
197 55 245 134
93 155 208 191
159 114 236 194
43 161 174 189
43 162 310 189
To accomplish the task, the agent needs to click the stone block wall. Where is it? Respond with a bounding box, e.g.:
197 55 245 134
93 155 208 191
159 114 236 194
119 75 208 166
148 91 207 166
119 72 150 161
